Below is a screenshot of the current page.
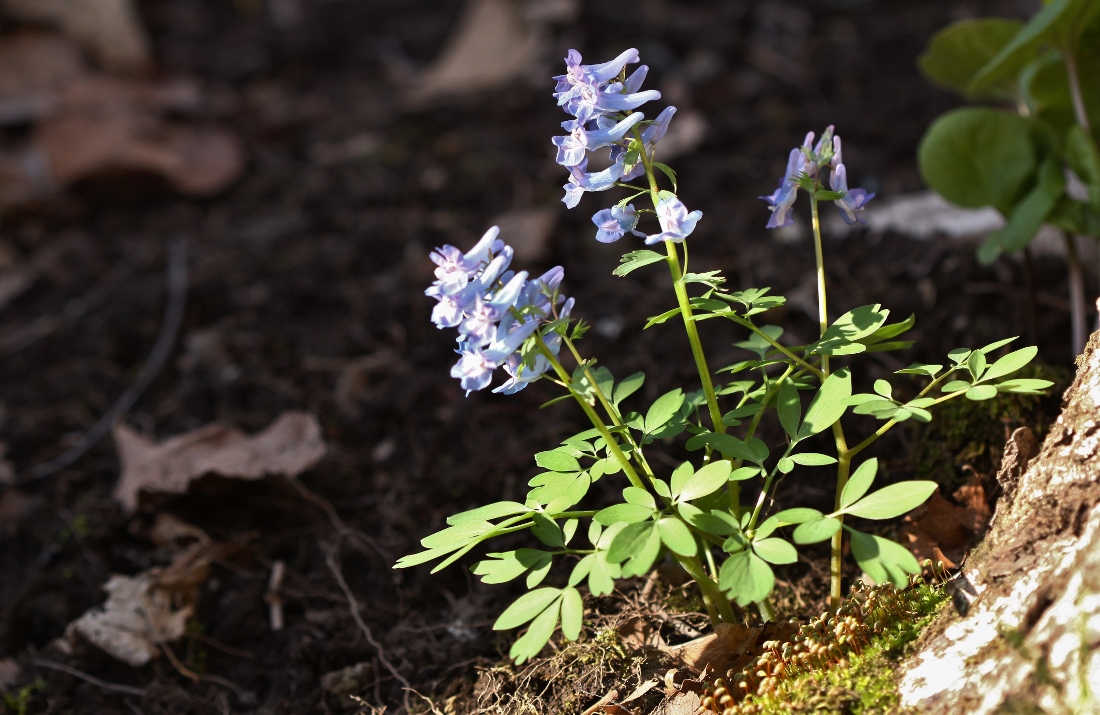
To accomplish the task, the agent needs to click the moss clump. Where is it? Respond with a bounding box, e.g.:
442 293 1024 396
699 580 947 715
908 362 1069 491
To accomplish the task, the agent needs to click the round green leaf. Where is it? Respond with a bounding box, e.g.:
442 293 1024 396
621 524 662 578
623 487 657 510
792 517 842 545
919 18 1025 99
658 517 698 557
677 461 732 502
752 537 798 565
607 522 656 564
966 384 999 401
535 450 581 473
845 481 938 520
918 108 1035 212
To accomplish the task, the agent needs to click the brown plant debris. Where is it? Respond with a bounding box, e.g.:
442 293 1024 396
899 474 991 569
112 411 327 513
59 515 220 667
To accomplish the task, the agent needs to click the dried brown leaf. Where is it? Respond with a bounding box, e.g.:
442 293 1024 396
36 113 243 196
406 0 539 105
64 572 194 667
661 622 761 674
901 477 990 569
1 0 151 73
0 657 21 691
112 411 327 513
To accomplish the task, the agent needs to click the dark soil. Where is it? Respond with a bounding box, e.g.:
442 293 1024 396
0 0 1077 712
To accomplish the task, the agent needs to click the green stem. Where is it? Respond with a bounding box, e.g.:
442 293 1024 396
677 554 736 625
810 193 830 377
732 317 825 380
1064 51 1092 134
631 125 738 510
537 338 646 491
829 450 852 608
561 335 658 483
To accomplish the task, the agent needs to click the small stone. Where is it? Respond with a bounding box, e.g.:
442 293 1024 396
321 661 374 699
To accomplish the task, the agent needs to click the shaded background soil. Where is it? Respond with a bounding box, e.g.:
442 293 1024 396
0 0 1078 712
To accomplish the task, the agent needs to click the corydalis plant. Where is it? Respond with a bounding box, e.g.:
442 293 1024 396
400 48 1051 665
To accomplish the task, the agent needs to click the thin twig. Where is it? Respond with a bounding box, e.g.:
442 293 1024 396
32 658 147 696
323 539 411 711
289 476 391 562
19 235 189 483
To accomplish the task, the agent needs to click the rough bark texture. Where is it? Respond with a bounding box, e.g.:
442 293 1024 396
898 332 1100 713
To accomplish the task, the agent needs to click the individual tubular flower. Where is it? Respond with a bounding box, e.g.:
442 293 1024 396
619 105 678 181
760 147 807 229
562 157 625 208
592 204 642 243
451 319 540 393
458 271 529 346
645 196 703 245
830 162 874 225
494 298 575 395
428 226 502 294
554 49 640 105
552 112 645 167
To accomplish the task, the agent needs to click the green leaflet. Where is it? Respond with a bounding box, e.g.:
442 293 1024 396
843 481 938 520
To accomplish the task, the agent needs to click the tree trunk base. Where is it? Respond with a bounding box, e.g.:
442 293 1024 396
899 332 1100 713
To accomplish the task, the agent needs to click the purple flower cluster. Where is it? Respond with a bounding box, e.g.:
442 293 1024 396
426 227 572 394
760 126 875 229
552 49 702 245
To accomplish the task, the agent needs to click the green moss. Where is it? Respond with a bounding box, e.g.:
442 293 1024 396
709 583 947 715
909 363 1070 491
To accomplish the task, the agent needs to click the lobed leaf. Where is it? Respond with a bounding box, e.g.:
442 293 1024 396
614 249 666 277
508 597 561 664
447 501 532 525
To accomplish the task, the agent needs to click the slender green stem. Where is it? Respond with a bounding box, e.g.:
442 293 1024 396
703 543 719 580
810 193 830 377
746 444 796 532
828 449 851 607
732 317 825 380
630 125 738 511
1064 52 1092 134
561 335 659 483
677 554 736 624
536 338 646 491
811 190 855 608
